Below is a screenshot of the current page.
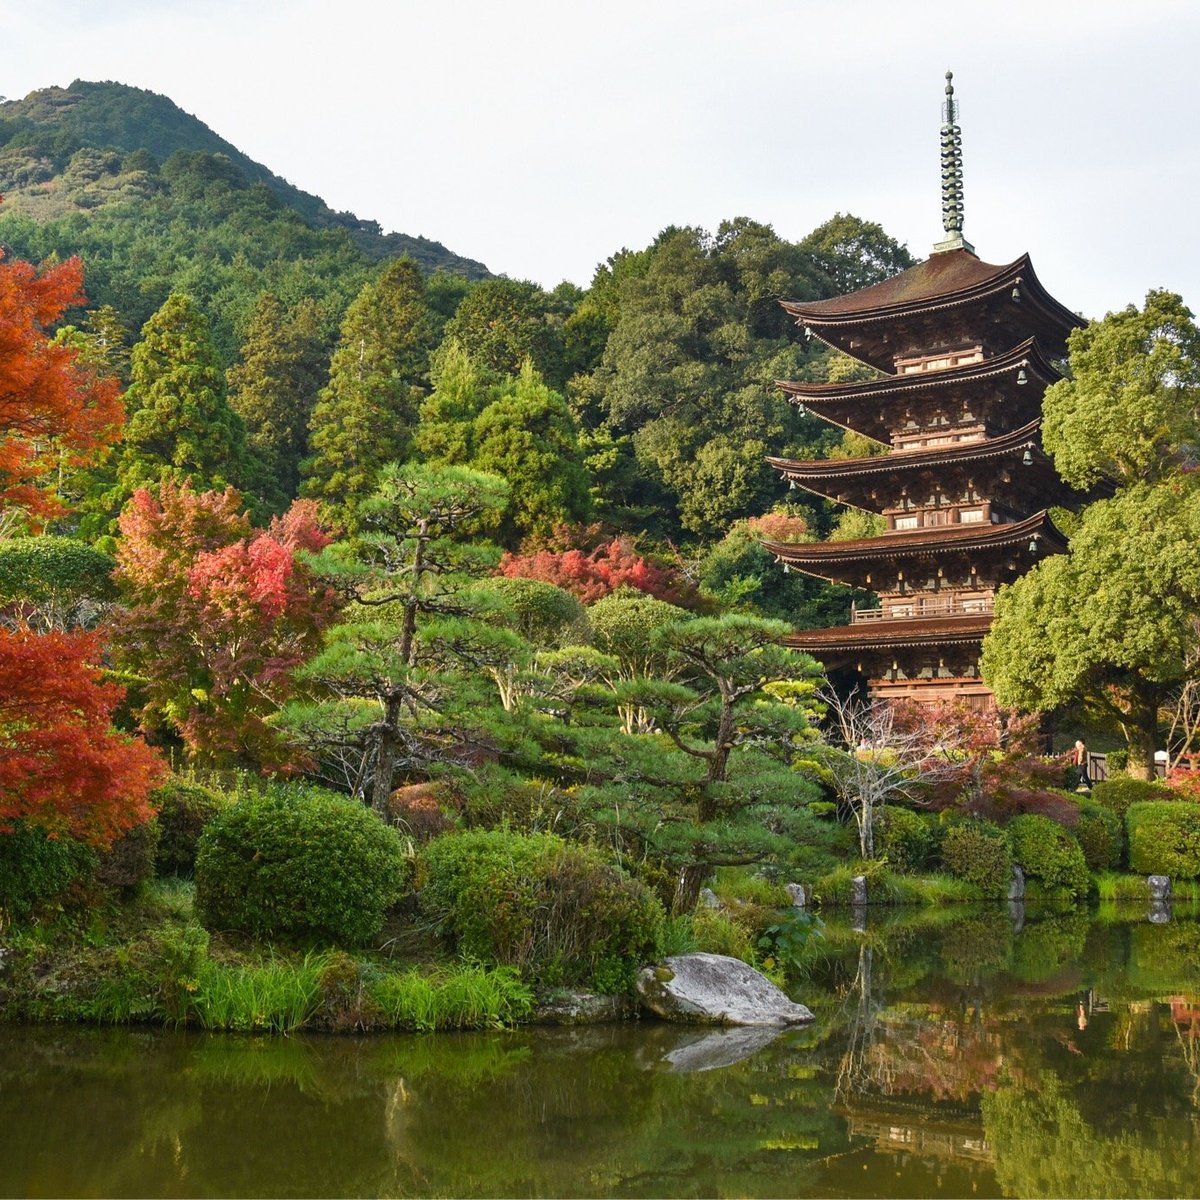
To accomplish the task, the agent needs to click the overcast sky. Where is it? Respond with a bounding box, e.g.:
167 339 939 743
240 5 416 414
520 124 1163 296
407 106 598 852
4 0 1196 320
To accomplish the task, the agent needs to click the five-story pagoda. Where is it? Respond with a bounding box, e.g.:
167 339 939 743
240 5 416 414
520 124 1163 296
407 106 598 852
763 73 1088 709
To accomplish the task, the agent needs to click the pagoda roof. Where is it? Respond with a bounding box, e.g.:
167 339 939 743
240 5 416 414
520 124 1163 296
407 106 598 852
768 417 1047 495
778 337 1059 404
762 510 1066 587
782 251 1083 372
776 339 1058 444
784 612 993 655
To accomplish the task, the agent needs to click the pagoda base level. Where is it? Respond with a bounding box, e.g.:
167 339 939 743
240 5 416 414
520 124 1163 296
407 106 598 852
867 675 996 711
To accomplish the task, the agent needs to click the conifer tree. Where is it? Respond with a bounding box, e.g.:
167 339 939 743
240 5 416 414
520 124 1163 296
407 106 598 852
228 294 330 504
302 260 435 524
471 361 592 546
413 339 490 465
116 293 258 502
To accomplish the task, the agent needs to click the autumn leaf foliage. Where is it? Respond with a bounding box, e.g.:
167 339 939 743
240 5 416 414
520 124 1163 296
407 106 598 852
498 529 688 606
0 253 123 521
114 482 337 766
0 625 165 846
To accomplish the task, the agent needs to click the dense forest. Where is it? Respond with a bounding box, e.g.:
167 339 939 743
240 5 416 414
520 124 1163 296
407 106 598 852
5 79 1199 1016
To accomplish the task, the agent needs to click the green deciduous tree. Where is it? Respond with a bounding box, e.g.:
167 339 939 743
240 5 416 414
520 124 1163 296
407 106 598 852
576 219 831 537
983 478 1200 778
797 212 915 296
1042 290 1200 489
437 277 566 387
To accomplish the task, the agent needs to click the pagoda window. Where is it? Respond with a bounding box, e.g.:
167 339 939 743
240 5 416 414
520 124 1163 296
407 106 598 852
959 508 985 523
889 603 914 618
893 514 919 530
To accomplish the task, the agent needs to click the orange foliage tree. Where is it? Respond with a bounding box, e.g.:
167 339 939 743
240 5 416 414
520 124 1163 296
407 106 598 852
0 253 123 525
0 249 162 846
0 626 165 846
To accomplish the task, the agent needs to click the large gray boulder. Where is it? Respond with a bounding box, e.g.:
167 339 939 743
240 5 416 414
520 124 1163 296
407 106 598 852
637 953 814 1026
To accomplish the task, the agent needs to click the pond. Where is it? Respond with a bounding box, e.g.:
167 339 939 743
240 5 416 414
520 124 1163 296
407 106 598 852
2 903 1200 1198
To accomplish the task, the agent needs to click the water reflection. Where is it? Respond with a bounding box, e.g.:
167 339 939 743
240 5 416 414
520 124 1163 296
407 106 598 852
2 906 1200 1198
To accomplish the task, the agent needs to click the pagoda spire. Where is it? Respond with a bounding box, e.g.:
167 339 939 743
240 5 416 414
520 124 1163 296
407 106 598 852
933 70 975 255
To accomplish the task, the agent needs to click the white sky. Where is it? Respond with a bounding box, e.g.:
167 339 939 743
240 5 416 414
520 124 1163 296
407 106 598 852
3 0 1197 320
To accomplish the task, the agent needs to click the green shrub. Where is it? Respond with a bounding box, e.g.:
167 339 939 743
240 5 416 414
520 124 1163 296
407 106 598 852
1127 801 1200 878
0 823 98 919
878 806 941 872
1074 800 1125 872
418 830 664 991
1092 775 1166 818
94 819 160 892
941 820 1013 897
1104 749 1128 773
195 783 412 946
153 778 229 876
1008 814 1090 900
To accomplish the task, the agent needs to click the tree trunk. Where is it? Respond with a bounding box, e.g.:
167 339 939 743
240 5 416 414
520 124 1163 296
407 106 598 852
1125 719 1159 781
858 802 875 859
371 694 404 816
672 863 709 916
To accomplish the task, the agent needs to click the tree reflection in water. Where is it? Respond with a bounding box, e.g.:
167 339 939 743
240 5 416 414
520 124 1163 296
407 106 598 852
2 906 1200 1198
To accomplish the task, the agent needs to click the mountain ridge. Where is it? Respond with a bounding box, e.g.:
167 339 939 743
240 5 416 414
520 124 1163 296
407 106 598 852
0 80 490 279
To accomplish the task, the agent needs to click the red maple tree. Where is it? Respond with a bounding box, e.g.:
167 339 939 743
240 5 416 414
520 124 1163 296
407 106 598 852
113 483 337 766
0 626 165 846
0 253 123 523
497 528 689 606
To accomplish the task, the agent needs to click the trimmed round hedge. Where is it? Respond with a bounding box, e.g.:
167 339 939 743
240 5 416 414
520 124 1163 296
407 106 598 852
1074 800 1125 872
1127 801 1200 878
878 806 941 872
419 829 665 991
1008 814 1090 900
1091 776 1167 818
195 784 412 946
941 819 1012 897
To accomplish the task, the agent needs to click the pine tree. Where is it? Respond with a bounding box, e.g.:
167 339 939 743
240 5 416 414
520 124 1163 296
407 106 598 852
228 294 330 504
301 260 435 525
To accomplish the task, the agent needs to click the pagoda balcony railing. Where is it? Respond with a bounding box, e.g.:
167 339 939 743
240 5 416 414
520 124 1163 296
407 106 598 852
850 596 995 623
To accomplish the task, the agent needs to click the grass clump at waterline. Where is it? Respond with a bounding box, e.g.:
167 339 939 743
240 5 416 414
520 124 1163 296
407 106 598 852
369 965 533 1032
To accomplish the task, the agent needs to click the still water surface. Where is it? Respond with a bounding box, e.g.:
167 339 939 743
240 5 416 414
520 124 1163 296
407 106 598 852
3 905 1200 1198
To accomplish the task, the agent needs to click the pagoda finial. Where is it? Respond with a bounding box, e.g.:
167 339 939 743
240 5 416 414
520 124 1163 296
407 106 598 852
933 70 975 254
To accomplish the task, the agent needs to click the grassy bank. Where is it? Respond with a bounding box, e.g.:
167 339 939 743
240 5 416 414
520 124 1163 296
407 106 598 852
0 880 532 1034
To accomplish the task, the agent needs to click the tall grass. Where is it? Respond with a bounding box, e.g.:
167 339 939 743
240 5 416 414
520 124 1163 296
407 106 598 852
369 964 533 1031
192 952 329 1033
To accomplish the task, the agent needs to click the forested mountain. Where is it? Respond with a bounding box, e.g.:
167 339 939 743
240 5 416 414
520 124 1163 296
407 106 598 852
0 81 490 276
0 77 918 633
